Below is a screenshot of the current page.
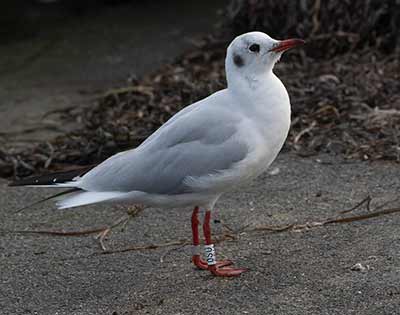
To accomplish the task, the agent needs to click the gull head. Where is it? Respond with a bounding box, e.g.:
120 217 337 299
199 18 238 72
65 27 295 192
225 32 304 87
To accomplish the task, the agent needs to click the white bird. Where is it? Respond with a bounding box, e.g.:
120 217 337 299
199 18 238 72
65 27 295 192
11 32 304 277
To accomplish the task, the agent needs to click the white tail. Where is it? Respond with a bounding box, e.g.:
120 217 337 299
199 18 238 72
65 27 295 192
56 191 127 209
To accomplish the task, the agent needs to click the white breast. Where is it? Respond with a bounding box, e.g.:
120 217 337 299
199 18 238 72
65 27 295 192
233 72 291 178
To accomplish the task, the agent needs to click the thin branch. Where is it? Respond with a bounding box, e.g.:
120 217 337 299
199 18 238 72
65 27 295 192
8 197 400 256
339 195 371 214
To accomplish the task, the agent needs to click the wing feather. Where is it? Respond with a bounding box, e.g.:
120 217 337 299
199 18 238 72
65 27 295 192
79 91 250 194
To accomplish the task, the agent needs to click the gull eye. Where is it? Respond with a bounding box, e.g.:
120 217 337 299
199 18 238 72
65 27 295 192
249 43 260 53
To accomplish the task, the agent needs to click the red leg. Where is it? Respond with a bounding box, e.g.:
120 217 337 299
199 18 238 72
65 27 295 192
191 207 232 270
191 206 207 269
202 210 247 277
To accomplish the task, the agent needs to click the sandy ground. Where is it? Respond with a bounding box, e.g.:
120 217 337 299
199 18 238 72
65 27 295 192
1 153 400 315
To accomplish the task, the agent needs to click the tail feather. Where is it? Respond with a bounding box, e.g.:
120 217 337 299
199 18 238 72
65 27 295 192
15 188 81 213
9 164 125 211
56 191 127 209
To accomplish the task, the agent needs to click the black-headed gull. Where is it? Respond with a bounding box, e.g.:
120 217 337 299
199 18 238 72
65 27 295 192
11 32 304 277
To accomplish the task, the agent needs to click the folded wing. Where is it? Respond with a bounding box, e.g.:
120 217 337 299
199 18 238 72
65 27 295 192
79 95 250 195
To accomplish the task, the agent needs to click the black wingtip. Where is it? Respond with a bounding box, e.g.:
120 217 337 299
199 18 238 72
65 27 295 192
8 165 96 187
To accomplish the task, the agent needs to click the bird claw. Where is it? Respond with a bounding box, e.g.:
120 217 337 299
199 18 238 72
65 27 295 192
192 255 246 276
208 265 247 277
192 255 233 270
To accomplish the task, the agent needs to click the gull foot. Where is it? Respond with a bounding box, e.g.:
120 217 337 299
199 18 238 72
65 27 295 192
208 265 247 277
192 255 232 270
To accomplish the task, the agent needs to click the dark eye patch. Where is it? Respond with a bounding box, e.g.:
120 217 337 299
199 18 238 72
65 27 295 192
249 43 260 53
233 54 244 67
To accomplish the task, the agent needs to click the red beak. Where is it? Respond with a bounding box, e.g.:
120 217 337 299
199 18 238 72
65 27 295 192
269 38 305 53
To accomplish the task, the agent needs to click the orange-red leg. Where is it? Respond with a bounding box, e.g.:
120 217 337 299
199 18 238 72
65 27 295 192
202 210 247 277
191 207 232 270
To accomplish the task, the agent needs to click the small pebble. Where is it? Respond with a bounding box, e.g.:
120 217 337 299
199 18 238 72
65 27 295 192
350 263 369 272
268 167 280 175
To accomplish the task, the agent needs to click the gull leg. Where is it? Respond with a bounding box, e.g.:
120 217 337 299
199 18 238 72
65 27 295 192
191 206 232 270
191 206 206 269
202 210 247 277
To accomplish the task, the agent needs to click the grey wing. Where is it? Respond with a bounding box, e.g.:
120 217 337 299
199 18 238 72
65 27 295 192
140 97 200 146
79 103 249 194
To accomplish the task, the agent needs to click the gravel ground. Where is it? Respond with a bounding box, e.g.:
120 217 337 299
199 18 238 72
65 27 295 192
1 153 400 315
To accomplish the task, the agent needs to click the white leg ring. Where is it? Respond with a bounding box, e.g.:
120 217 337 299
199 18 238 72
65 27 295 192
204 244 217 266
